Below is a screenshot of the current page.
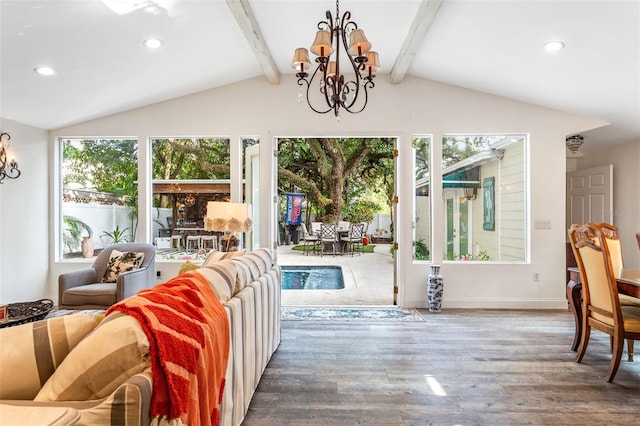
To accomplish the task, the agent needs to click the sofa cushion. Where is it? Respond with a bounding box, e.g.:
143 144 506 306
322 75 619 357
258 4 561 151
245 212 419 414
202 249 245 267
102 250 145 283
0 314 98 400
197 259 237 302
35 313 150 402
231 248 274 293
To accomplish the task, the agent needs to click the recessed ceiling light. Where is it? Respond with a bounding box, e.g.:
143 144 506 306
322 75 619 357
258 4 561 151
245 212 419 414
544 40 565 52
34 66 56 76
143 39 163 49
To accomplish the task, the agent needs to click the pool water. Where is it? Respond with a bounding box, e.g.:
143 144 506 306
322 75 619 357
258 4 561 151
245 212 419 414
281 266 345 290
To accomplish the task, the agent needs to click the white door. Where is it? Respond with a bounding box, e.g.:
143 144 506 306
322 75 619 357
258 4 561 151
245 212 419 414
445 192 471 260
245 143 260 250
566 164 613 227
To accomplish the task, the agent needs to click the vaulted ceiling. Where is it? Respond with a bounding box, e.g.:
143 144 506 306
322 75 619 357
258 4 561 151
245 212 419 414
1 0 638 154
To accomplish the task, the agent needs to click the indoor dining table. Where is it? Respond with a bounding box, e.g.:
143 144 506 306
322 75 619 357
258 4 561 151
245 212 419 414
567 267 640 351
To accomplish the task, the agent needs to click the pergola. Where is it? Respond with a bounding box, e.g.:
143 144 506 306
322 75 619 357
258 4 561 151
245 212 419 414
152 179 233 226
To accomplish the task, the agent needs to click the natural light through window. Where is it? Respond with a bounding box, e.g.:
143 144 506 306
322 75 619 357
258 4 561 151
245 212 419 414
424 374 447 396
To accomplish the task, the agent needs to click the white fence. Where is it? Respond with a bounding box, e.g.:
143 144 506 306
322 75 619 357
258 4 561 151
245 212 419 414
62 203 172 253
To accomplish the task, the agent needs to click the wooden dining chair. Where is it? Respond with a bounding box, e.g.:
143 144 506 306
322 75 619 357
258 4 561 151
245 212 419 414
568 223 640 382
593 222 640 360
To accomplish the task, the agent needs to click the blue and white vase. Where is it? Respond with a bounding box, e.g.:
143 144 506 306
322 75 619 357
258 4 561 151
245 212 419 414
427 265 444 312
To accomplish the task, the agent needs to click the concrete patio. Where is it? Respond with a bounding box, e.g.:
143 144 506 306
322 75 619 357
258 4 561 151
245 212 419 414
275 243 395 306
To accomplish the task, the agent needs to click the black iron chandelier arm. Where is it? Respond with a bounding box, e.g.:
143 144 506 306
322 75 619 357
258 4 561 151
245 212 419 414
297 70 333 115
344 81 371 115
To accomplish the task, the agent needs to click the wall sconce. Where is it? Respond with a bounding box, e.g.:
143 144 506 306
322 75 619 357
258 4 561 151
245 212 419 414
204 201 253 252
464 187 477 200
0 132 21 184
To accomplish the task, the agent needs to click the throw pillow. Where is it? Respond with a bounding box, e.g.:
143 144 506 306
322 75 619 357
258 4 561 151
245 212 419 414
102 250 145 283
35 313 150 402
0 314 98 399
179 260 200 275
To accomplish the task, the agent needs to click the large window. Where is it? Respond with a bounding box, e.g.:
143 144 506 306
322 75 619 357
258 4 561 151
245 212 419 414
60 138 139 259
442 134 526 262
413 136 431 261
150 137 231 259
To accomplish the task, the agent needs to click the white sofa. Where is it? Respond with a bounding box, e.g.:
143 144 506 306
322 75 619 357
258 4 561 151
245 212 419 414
0 248 281 426
204 248 281 426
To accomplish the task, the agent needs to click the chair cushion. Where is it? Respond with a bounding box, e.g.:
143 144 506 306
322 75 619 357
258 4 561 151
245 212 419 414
101 250 145 283
61 283 117 307
621 305 640 332
619 294 640 307
0 314 98 399
35 313 150 402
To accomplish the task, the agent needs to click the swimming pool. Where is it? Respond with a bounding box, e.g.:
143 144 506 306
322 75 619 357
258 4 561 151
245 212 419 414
281 265 345 290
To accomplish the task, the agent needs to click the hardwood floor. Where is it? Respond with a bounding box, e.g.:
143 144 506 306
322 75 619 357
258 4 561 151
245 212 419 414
243 309 640 425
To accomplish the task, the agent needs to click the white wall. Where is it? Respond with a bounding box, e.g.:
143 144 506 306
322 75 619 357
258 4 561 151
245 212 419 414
578 140 640 268
0 118 49 303
1 74 609 307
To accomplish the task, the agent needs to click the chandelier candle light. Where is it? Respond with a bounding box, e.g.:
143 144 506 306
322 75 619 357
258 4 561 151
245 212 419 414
0 132 21 183
291 0 380 119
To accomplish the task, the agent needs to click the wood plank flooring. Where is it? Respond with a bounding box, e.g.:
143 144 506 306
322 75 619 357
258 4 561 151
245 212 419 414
243 309 640 425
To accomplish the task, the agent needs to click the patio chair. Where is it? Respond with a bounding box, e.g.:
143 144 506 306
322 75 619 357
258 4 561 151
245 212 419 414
310 222 322 236
338 221 350 230
319 223 338 257
568 224 640 382
341 222 366 256
300 223 320 255
58 243 156 310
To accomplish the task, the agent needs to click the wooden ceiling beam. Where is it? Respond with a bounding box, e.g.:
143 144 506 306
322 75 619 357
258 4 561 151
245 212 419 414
226 0 280 84
389 0 444 84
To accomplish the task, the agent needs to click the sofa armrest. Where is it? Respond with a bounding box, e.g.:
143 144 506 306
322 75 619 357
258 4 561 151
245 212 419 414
1 368 153 426
117 266 153 300
0 403 80 425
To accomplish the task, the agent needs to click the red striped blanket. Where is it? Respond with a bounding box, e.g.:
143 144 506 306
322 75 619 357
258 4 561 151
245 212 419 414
106 271 230 425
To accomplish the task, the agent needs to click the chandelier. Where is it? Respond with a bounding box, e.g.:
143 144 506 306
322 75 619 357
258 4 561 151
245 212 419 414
566 135 584 154
0 132 21 184
184 194 196 207
291 0 380 119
